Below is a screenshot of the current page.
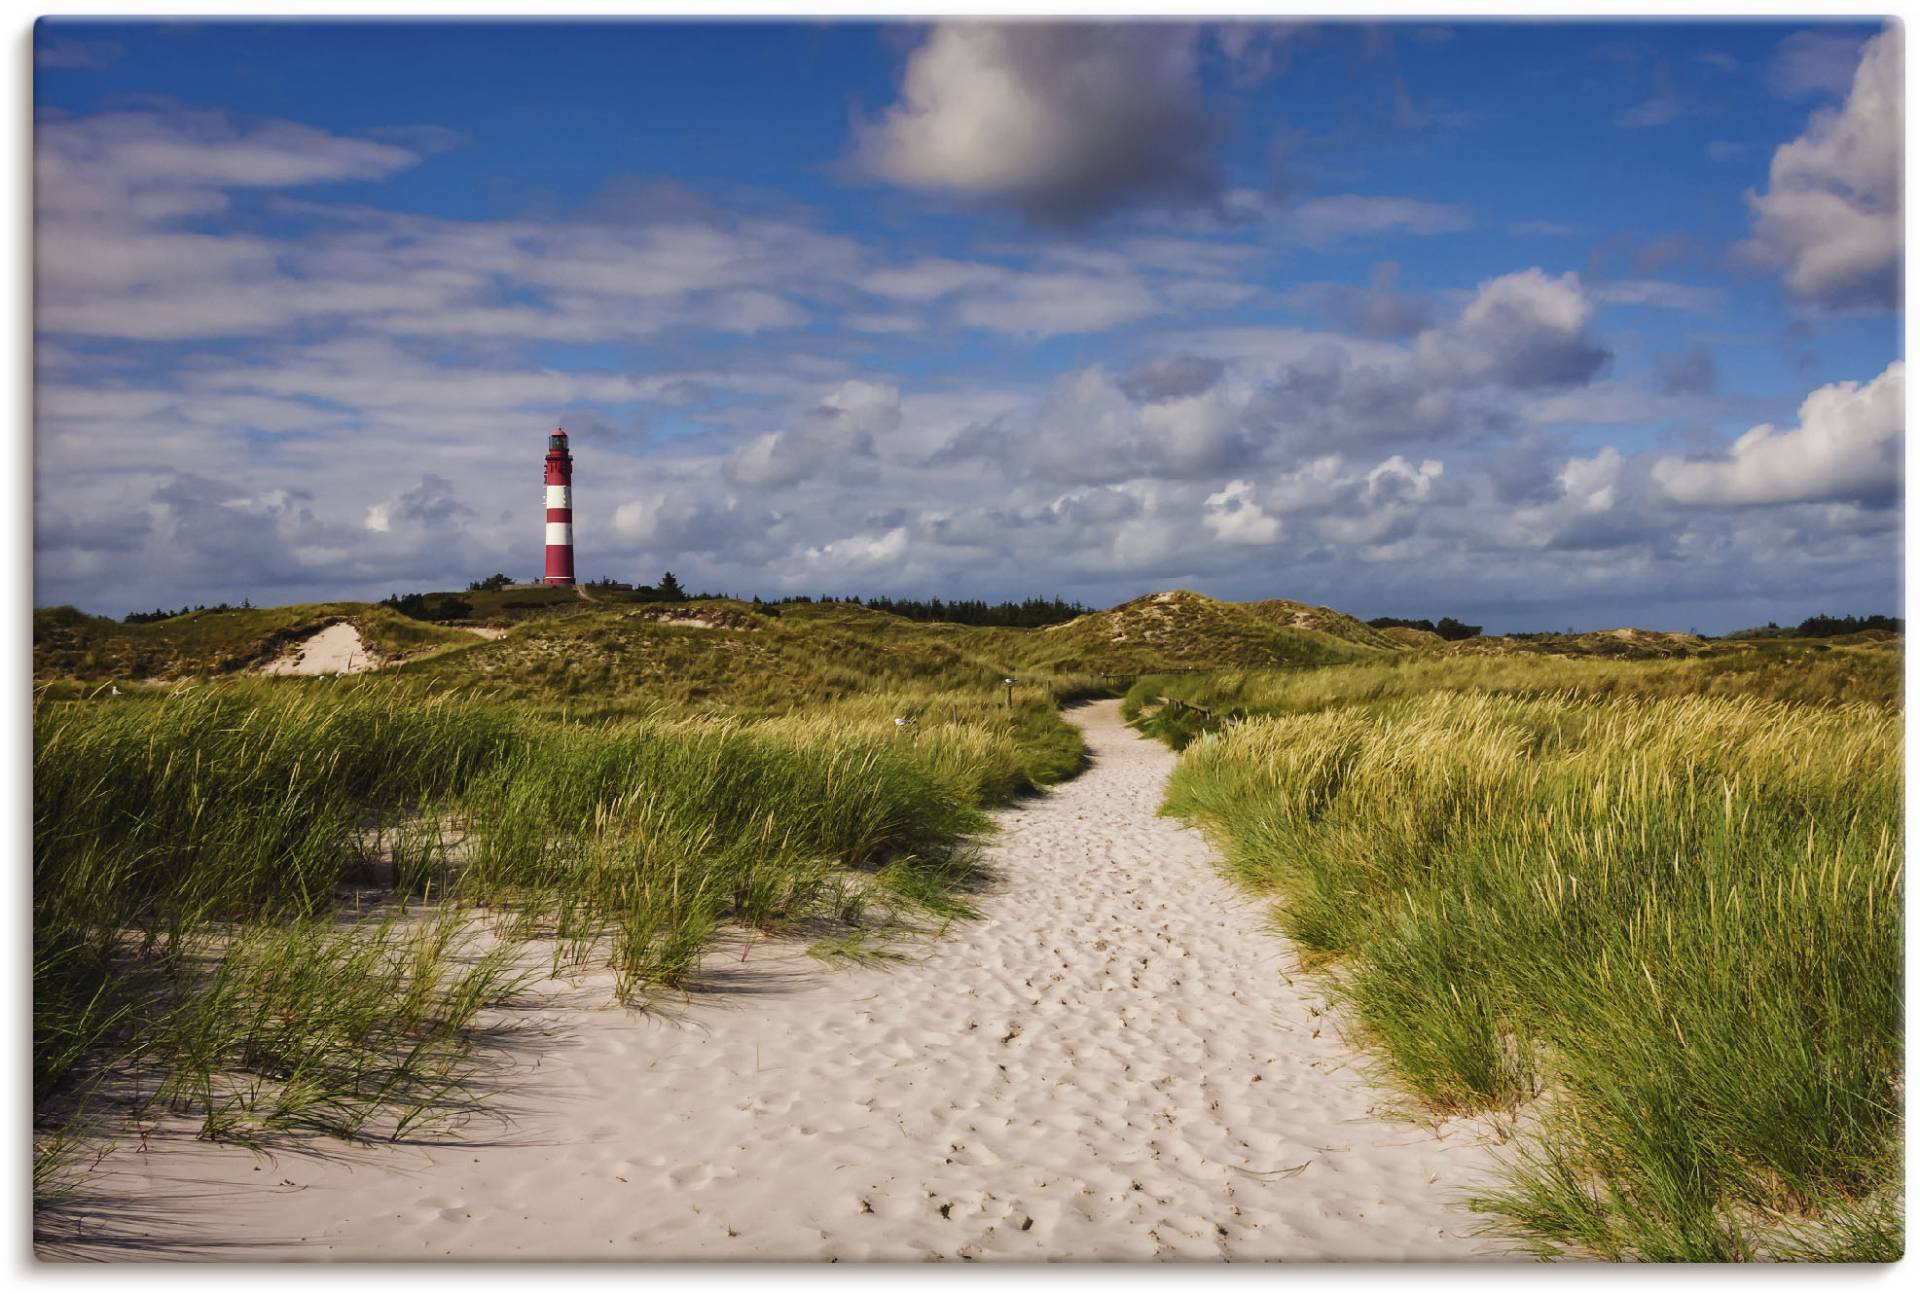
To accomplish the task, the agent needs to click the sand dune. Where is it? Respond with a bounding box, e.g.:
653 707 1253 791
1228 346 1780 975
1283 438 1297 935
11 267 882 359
60 701 1509 1261
258 622 377 677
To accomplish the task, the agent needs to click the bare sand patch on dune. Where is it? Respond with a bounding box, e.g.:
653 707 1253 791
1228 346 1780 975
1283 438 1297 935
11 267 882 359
258 622 378 677
57 701 1509 1262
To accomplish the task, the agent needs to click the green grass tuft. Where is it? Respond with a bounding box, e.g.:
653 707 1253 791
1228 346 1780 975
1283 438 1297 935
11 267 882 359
1163 686 1901 1260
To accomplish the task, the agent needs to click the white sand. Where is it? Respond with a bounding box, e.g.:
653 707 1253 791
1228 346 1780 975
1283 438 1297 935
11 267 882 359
58 701 1511 1261
259 622 377 677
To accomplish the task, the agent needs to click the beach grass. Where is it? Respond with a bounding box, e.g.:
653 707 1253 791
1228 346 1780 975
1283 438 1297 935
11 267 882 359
33 674 1091 1196
1124 641 1897 748
1161 682 1902 1260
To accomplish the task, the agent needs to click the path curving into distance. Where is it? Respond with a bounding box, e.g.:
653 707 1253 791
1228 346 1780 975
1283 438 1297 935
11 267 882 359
67 700 1506 1261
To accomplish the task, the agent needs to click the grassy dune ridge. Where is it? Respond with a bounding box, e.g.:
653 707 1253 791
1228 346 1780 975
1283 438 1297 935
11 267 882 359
33 603 485 679
34 675 1089 1193
1155 669 1902 1259
33 589 1403 692
1124 642 1899 749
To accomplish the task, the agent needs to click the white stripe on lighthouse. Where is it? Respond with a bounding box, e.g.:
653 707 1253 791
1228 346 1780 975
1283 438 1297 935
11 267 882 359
545 485 571 509
545 522 573 546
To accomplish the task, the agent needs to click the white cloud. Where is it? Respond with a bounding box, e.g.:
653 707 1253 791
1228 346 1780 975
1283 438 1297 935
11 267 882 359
1415 268 1609 389
1742 28 1901 309
1558 446 1624 513
852 23 1219 223
34 105 860 344
724 379 900 488
726 430 813 488
1203 479 1281 545
36 107 418 224
1652 361 1902 507
1367 455 1445 503
800 526 910 572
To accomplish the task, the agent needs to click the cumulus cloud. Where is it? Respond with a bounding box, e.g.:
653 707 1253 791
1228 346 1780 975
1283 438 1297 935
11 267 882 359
1367 454 1446 504
1415 268 1610 389
725 380 900 488
613 486 749 555
726 430 829 488
852 23 1221 223
1511 445 1650 554
1242 343 1464 449
366 474 470 533
1557 446 1624 514
1652 361 1902 507
799 526 910 574
1203 479 1281 545
1742 28 1901 310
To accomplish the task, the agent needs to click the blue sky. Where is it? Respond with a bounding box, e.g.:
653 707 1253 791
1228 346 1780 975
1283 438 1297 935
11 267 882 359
33 19 1903 631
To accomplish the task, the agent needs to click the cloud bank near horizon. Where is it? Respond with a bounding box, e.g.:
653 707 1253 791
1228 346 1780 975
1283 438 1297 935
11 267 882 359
32 20 1903 631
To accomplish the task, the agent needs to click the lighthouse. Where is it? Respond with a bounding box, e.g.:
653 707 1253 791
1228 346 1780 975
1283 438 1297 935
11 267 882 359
543 426 575 586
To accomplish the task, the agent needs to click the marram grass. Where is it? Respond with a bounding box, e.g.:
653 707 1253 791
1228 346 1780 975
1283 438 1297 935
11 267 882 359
1163 689 1901 1260
1125 641 1898 748
33 677 1086 1202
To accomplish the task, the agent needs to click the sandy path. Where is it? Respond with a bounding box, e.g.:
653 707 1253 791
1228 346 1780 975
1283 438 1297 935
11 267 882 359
63 701 1507 1262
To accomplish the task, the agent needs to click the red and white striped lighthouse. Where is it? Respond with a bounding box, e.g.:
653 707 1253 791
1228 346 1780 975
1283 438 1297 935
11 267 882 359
542 426 575 586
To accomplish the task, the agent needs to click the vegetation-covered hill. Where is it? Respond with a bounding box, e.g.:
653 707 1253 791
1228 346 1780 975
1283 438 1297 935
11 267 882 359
396 598 1043 709
33 587 1905 698
1026 590 1393 673
31 604 484 681
37 588 1399 691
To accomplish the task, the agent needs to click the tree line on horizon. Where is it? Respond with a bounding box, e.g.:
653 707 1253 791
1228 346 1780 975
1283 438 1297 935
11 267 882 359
1724 612 1904 640
119 599 253 624
1367 614 1483 641
753 593 1089 629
